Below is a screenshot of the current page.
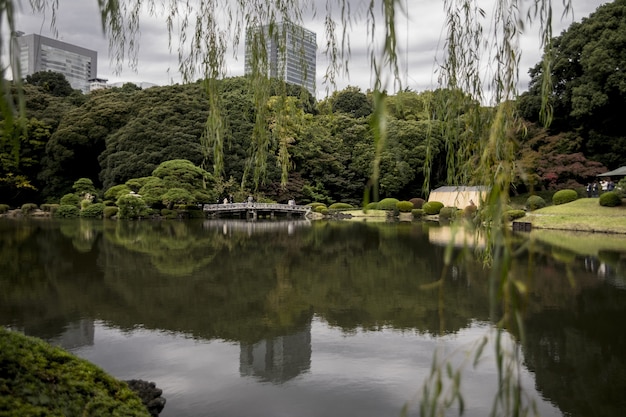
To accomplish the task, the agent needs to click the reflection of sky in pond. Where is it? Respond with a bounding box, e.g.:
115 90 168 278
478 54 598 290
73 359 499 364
72 318 561 417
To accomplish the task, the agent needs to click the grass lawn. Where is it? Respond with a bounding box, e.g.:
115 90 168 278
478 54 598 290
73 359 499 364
524 197 626 234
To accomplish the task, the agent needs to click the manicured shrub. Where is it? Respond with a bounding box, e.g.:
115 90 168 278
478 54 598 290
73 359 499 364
104 184 131 200
161 208 178 219
53 204 80 218
504 209 526 221
438 206 458 221
103 206 119 219
20 203 38 215
525 195 547 211
60 193 80 207
308 202 326 210
463 204 478 219
314 205 327 213
116 193 147 219
365 202 379 210
396 201 414 213
80 199 92 210
320 208 329 215
599 191 622 207
41 203 59 213
409 198 425 209
412 209 424 219
552 189 578 205
329 202 354 210
422 201 444 215
80 203 105 218
378 198 400 211
0 204 9 214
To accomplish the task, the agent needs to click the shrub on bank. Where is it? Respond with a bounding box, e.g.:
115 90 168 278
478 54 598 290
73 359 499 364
0 327 150 417
552 189 578 205
329 202 354 210
53 205 80 218
20 203 38 215
378 198 400 211
525 195 547 211
60 193 80 207
423 201 444 215
438 206 458 221
365 202 379 210
80 203 106 218
41 203 60 213
599 191 622 207
0 204 9 214
103 206 119 219
308 202 326 211
504 209 526 221
409 198 425 209
412 209 424 219
396 201 414 213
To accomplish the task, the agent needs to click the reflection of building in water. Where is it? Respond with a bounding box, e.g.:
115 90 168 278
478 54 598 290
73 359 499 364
240 324 311 383
48 319 95 350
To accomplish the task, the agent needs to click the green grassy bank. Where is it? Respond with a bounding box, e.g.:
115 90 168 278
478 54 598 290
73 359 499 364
524 198 626 234
0 327 150 417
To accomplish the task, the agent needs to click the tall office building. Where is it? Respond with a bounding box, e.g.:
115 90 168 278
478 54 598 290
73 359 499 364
13 32 97 93
245 22 316 96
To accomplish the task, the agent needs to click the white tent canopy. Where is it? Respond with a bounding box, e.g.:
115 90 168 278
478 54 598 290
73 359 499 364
597 166 626 177
428 186 490 208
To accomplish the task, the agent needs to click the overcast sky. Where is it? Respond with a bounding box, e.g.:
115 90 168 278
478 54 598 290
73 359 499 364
11 0 608 99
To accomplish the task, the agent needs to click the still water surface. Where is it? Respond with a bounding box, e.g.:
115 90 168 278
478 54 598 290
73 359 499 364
1 218 625 417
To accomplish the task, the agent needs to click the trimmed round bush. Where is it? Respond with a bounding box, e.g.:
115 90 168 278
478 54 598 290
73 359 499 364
80 203 105 218
409 198 426 209
40 203 60 213
60 193 81 207
116 194 147 219
314 205 327 213
504 209 526 221
552 189 578 205
20 203 38 215
103 206 119 219
53 204 80 218
396 201 414 213
422 201 444 215
308 202 326 210
412 208 424 219
329 202 354 210
378 198 400 211
439 206 458 221
365 202 379 210
0 204 10 214
525 195 546 211
599 191 622 207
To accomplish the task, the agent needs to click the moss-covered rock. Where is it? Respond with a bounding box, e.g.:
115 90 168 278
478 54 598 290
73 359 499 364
0 327 151 417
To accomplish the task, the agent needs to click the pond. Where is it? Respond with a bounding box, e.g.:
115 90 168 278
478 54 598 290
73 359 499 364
1 218 625 417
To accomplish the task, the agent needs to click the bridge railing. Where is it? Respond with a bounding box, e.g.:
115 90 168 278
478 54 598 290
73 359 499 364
202 202 310 213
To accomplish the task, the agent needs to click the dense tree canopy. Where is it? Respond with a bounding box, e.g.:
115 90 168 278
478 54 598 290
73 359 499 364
519 0 626 168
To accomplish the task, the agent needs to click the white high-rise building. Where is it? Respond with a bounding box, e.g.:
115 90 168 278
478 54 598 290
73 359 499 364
245 22 316 96
13 32 97 93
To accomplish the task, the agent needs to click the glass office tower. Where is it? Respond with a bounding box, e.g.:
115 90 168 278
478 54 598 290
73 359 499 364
14 32 97 93
245 22 317 96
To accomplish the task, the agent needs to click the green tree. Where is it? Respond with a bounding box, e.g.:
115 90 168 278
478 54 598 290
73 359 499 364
25 71 75 97
72 178 97 199
518 0 626 167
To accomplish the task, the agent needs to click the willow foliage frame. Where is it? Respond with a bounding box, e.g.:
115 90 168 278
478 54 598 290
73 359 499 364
2 0 572 415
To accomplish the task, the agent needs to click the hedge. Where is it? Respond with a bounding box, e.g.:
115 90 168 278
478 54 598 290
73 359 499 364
20 203 38 215
60 193 80 207
53 205 80 218
409 198 425 209
377 198 400 211
525 195 547 211
0 204 9 214
599 191 622 207
504 209 526 221
329 202 354 210
396 201 414 213
80 203 106 218
552 189 578 205
422 201 444 215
